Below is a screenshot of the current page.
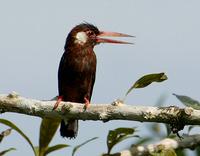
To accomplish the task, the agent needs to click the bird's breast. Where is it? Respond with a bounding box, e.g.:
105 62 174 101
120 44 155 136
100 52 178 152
58 49 96 102
69 50 96 73
60 50 96 84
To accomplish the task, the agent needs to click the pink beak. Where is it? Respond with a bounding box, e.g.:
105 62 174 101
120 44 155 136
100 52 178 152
96 31 134 44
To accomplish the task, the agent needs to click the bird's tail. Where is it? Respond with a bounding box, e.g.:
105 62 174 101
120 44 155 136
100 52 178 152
60 119 78 139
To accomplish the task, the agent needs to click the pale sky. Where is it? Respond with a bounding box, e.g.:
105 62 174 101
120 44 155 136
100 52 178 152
0 1 200 155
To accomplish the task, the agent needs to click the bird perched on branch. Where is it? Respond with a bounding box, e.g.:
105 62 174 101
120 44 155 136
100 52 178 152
54 23 133 139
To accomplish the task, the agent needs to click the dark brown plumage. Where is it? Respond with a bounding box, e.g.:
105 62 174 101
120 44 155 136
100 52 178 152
57 23 133 138
58 23 98 138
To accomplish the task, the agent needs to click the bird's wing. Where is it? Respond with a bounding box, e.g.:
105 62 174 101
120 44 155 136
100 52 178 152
88 73 96 101
58 52 67 96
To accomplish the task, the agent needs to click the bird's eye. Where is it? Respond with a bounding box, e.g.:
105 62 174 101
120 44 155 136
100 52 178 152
87 31 95 36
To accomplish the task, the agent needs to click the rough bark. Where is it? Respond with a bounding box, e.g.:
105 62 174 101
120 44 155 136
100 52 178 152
0 92 200 126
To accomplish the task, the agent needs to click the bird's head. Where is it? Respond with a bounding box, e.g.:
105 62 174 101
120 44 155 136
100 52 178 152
65 23 133 50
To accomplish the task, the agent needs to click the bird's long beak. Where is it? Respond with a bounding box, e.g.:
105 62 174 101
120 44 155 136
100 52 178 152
96 31 134 44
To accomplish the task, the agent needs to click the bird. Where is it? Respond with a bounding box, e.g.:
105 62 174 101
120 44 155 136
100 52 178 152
54 23 133 139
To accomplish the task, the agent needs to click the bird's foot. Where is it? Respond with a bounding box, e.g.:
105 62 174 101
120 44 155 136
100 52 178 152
53 96 63 110
83 97 90 110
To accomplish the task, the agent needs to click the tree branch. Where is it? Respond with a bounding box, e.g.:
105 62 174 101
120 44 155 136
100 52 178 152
0 92 200 127
112 134 200 156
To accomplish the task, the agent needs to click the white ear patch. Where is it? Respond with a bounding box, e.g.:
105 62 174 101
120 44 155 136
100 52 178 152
75 32 88 45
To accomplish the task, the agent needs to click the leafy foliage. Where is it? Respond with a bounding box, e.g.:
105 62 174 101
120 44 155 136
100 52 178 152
2 75 200 155
38 96 69 156
0 128 12 143
45 144 69 155
173 93 200 155
0 129 14 156
0 148 16 156
0 118 37 155
173 93 200 110
125 73 167 96
106 127 137 154
0 118 69 156
39 118 61 156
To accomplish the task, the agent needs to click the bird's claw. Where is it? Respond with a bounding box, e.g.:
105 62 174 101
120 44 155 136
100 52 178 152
53 96 63 110
83 97 90 110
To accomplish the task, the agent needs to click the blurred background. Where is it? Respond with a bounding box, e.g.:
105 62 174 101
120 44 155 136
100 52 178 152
0 0 200 155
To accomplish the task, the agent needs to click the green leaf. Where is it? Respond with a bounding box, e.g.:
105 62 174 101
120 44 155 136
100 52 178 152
72 137 98 156
173 93 200 110
0 148 16 156
0 128 12 143
107 127 136 154
39 118 60 156
175 149 186 156
45 144 69 155
0 118 36 156
126 73 167 96
34 147 39 156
